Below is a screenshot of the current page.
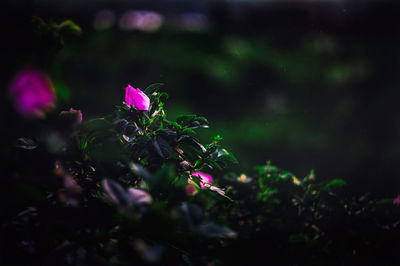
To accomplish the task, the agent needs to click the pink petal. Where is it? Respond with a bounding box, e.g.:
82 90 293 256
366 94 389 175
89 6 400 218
192 171 213 189
133 88 150 111
127 188 152 204
125 85 136 107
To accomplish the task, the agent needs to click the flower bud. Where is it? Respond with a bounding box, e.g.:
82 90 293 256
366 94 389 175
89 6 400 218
125 85 150 111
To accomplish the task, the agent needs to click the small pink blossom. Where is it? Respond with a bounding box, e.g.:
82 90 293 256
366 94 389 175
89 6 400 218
125 85 150 111
185 184 198 196
9 68 56 117
393 196 400 205
188 171 213 189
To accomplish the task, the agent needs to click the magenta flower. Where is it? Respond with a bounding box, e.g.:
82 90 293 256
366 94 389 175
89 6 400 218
188 171 213 189
394 196 400 205
125 85 150 111
9 68 56 117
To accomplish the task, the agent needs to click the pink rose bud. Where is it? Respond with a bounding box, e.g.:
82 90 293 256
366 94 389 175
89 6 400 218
125 84 150 111
9 68 56 117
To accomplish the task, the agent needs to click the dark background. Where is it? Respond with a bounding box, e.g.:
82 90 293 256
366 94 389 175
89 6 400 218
2 0 400 196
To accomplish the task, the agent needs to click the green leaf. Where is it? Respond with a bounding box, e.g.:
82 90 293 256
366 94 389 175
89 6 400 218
205 160 223 171
182 128 196 135
58 20 82 35
148 165 176 197
159 129 177 136
176 115 209 129
133 136 152 157
82 118 114 139
192 116 209 128
176 114 196 126
213 149 238 165
153 136 171 159
323 179 346 190
144 83 164 96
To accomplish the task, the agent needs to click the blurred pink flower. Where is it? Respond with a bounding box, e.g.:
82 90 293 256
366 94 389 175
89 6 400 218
394 196 400 205
125 85 150 111
60 108 83 125
9 68 56 117
186 184 198 196
188 171 213 189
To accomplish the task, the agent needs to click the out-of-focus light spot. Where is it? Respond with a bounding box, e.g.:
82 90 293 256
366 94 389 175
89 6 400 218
292 176 301 185
237 173 252 183
93 9 115 30
175 13 208 31
265 94 287 114
9 68 56 118
119 10 163 32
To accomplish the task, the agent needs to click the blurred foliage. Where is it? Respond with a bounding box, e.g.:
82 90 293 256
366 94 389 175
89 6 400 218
46 23 400 196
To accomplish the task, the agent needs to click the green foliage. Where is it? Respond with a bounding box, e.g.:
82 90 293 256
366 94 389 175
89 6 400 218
4 83 400 265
